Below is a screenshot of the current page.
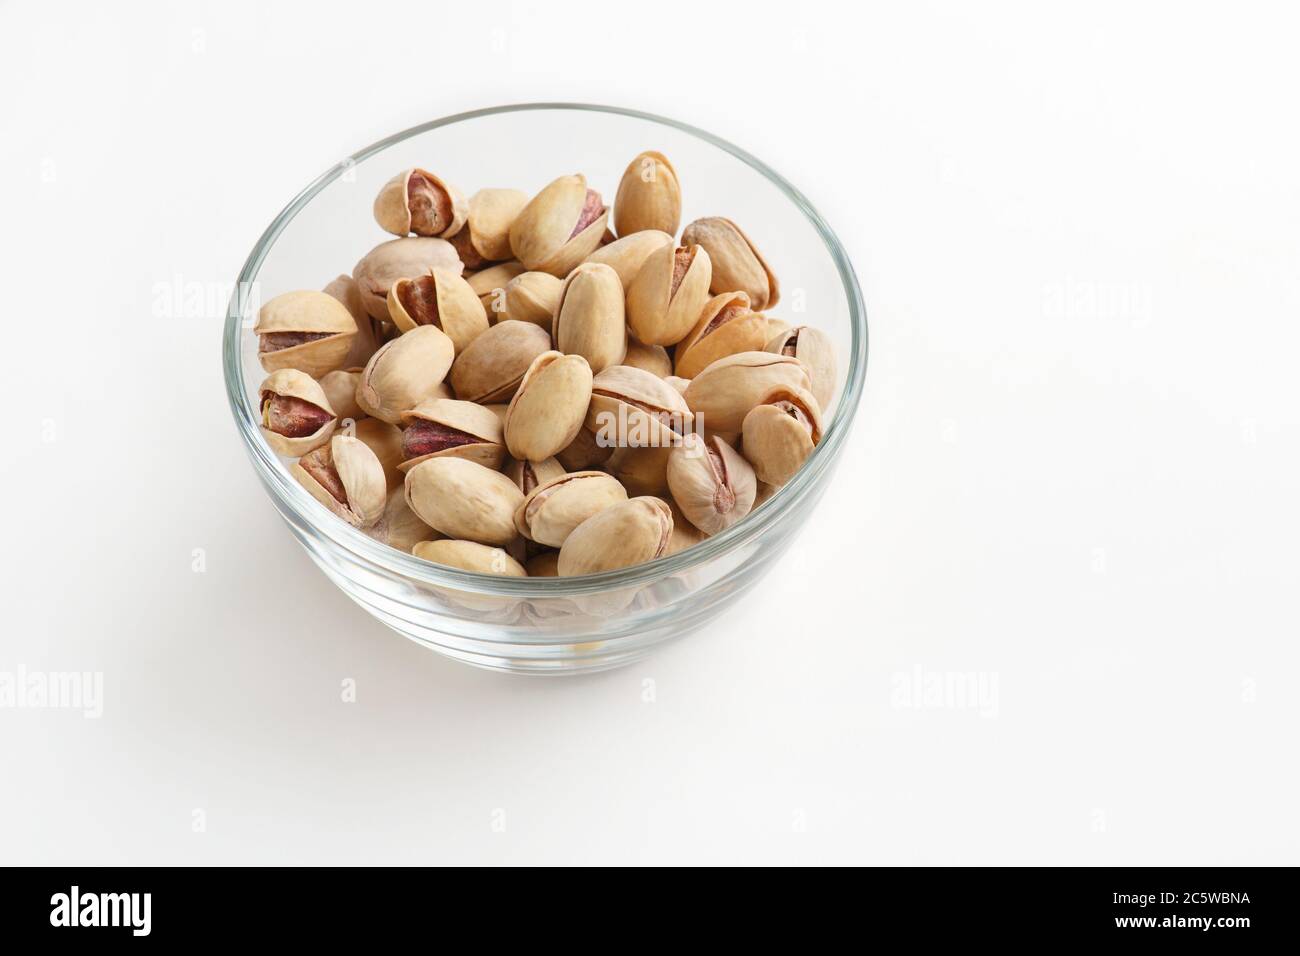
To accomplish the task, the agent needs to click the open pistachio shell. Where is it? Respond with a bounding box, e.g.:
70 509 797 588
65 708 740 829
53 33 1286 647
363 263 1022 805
553 262 627 374
373 167 468 238
505 456 566 496
254 290 357 378
399 397 505 472
614 151 681 237
498 271 563 329
258 369 337 457
317 368 364 423
404 457 524 546
413 539 527 576
352 237 463 321
674 291 768 379
355 324 455 424
680 216 779 311
557 497 673 576
586 364 694 448
683 351 810 433
667 432 757 535
622 339 672 379
765 325 837 413
508 174 609 277
324 274 384 369
353 417 406 491
625 242 712 346
583 229 674 287
449 319 551 404
386 268 489 353
604 445 672 497
292 434 386 528
740 384 824 487
555 426 612 471
504 351 594 462
514 471 628 548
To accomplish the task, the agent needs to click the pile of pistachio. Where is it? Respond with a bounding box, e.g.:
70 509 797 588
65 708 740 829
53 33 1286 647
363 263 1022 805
254 152 836 577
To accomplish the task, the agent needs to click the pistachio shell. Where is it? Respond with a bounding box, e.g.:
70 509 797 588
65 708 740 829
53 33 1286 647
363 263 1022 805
352 417 406 490
674 291 768 379
613 151 681 236
504 456 567 496
664 499 707 556
467 261 525 317
504 351 594 462
373 168 468 238
355 324 455 424
667 432 757 535
404 457 524 546
765 325 837 413
399 397 505 471
254 290 357 378
514 471 628 547
508 174 609 276
413 539 527 576
683 351 809 433
449 319 551 404
625 242 712 346
352 237 463 321
555 426 613 471
604 445 672 497
465 188 529 261
586 364 694 448
583 229 674 287
324 275 384 369
368 489 438 553
317 368 364 423
553 262 627 373
387 268 489 353
680 217 779 311
258 369 337 457
622 339 672 379
740 385 823 486
664 375 691 396
292 434 386 528
498 271 563 329
484 403 510 429
525 551 560 577
557 497 673 576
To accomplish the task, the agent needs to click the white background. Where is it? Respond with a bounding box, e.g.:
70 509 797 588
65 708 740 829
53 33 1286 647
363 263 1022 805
2 0 1296 865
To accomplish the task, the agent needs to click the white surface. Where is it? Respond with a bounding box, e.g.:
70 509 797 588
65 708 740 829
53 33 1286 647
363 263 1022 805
2 0 1296 865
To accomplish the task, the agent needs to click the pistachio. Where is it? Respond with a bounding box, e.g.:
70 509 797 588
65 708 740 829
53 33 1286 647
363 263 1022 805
586 364 694 448
664 499 707 556
449 319 551 404
368 488 438 553
404 457 524 546
514 471 628 547
555 426 613 471
505 456 566 496
497 271 563 329
613 151 681 236
667 432 757 535
556 496 673 576
399 397 505 472
504 351 593 462
466 261 525 317
454 188 528 264
373 168 467 238
524 551 560 577
258 369 336 456
387 268 488 353
484 402 510 430
765 324 836 412
508 174 609 276
352 417 406 490
292 434 386 528
753 479 780 510
583 229 674 287
317 367 364 423
253 290 357 377
352 237 463 321
664 375 691 396
740 385 823 486
604 445 671 497
553 262 626 373
622 338 672 379
683 351 809 433
412 539 527 576
354 324 455 424
323 274 383 369
674 291 768 379
680 217 779 310
625 242 712 346
764 316 792 345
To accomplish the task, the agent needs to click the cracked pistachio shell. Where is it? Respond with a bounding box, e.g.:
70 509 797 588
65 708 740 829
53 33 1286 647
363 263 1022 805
504 351 594 462
664 499 707 556
557 497 673 576
667 432 757 536
674 291 768 380
399 397 505 472
466 261 525 317
505 456 566 496
463 188 528 261
614 151 681 237
497 271 563 329
605 445 671 497
352 417 405 490
622 339 672 379
353 237 463 321
553 262 626 373
292 434 386 528
741 385 824 487
413 539 526 576
683 351 810 433
514 471 628 548
258 369 337 457
450 319 552 404
626 242 712 346
680 217 779 311
586 364 694 448
324 275 384 369
254 291 357 378
508 174 609 276
404 457 524 546
317 368 364 423
765 325 837 413
556 426 612 471
368 488 439 553
387 268 489 353
583 229 674 287
525 551 560 577
374 167 468 238
355 324 455 424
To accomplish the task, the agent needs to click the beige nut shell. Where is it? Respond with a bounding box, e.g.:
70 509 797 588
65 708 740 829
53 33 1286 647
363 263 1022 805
292 434 387 528
513 471 628 548
404 457 524 546
557 496 673 576
399 397 505 472
355 324 455 424
504 351 594 463
449 319 552 404
508 174 609 277
413 539 526 576
254 290 358 378
553 262 627 374
613 151 682 237
683 351 810 433
386 268 489 353
673 291 768 380
680 216 779 311
625 242 712 346
258 368 337 457
373 167 468 238
352 237 463 321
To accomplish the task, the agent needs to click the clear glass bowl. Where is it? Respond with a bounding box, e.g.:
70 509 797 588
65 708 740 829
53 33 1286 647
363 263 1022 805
223 103 867 674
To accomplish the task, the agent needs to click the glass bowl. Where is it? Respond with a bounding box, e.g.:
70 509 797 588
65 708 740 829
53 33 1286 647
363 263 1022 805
223 103 867 674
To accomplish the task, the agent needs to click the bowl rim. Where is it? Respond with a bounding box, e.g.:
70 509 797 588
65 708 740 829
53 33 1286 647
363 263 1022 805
223 102 868 596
